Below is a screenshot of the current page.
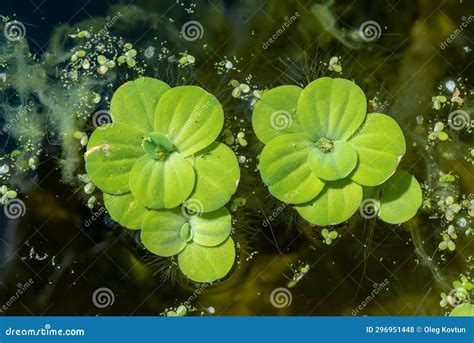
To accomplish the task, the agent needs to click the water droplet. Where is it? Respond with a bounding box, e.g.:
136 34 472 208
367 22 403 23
0 165 9 174
445 80 456 92
457 217 468 228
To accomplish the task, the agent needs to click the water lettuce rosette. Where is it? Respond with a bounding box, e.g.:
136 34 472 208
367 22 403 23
252 77 422 226
85 77 240 282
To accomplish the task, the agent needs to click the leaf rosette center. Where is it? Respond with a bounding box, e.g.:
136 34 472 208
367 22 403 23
142 132 174 160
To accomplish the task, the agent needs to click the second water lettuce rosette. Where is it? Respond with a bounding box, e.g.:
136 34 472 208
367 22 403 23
252 77 422 226
84 77 240 282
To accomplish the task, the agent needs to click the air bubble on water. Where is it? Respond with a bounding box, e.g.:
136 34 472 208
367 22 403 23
445 80 456 92
245 250 258 261
457 217 467 228
144 46 155 59
238 155 246 163
205 306 215 314
0 165 9 174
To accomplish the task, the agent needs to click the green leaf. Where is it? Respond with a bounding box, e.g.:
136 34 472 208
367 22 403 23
141 208 187 257
178 237 235 283
129 154 195 209
296 179 363 226
110 77 171 131
85 123 145 194
103 193 150 230
154 86 224 157
297 77 367 141
307 140 358 181
321 228 329 238
189 207 232 246
186 142 240 213
378 171 423 224
349 113 406 186
449 304 474 316
252 85 304 144
259 133 324 204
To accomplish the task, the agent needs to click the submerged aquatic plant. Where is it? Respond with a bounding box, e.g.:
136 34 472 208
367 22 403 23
84 77 240 282
252 77 422 226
